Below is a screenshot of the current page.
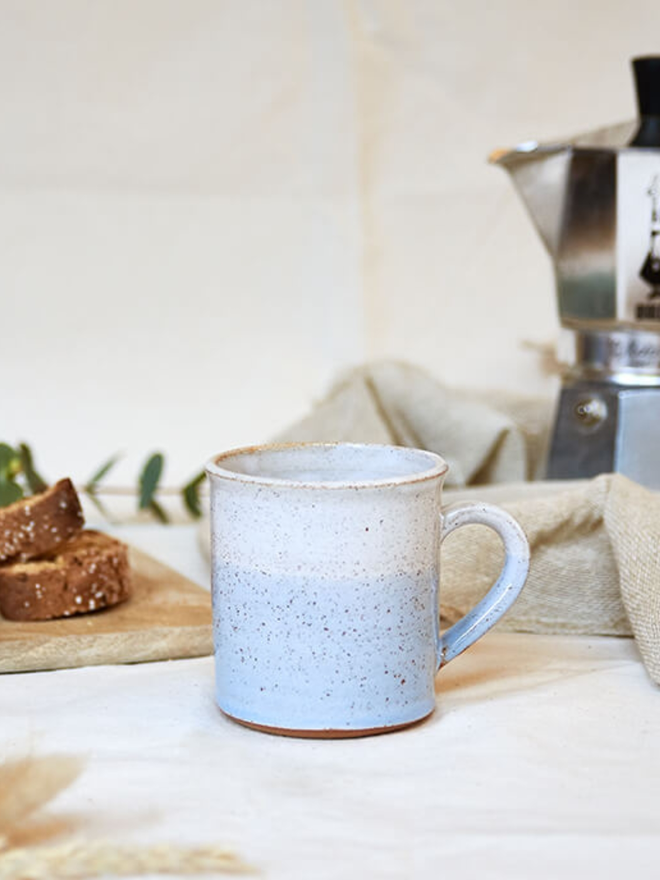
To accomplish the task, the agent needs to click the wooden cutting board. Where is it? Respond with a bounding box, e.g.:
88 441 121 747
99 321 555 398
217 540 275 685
0 546 213 673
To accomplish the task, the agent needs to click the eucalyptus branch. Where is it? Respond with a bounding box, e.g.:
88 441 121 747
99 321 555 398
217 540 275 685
0 442 207 523
80 486 187 496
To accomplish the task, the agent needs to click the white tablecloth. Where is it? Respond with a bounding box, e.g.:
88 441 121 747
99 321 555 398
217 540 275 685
3 526 659 879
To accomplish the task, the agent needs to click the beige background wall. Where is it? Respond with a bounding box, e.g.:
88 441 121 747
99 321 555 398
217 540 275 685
1 0 656 486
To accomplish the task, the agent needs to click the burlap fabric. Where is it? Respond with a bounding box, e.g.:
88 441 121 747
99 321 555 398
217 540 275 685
277 361 553 486
276 361 660 684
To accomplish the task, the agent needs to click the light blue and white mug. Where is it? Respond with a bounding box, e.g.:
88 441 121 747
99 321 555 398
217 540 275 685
206 442 529 738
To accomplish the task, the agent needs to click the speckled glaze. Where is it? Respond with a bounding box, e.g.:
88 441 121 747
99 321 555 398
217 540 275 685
206 443 529 737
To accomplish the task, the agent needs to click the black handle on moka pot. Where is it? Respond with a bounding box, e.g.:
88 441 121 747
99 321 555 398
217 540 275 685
630 56 660 147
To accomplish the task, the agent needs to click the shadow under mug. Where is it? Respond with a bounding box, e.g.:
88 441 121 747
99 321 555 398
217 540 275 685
206 442 529 738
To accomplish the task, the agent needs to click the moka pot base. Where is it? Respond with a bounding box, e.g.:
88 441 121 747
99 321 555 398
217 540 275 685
547 329 660 488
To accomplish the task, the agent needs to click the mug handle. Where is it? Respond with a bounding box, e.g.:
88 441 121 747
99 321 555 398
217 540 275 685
437 502 530 670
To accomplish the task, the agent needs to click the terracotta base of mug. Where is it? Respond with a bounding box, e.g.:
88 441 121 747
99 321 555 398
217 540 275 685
221 708 434 739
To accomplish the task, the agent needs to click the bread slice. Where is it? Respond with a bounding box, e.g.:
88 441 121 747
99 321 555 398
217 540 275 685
0 478 84 564
0 530 131 621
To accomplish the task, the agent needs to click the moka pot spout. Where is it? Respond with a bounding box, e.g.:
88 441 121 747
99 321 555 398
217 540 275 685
490 142 572 259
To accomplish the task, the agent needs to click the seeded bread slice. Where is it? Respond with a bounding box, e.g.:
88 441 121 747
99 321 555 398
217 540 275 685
0 530 131 621
0 479 84 564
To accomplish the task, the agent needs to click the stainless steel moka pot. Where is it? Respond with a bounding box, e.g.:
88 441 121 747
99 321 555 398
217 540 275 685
493 57 660 488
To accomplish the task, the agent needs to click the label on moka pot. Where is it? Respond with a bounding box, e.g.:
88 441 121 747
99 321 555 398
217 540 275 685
617 151 660 325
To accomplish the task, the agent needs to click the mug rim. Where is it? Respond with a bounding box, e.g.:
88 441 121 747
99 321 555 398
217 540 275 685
205 442 448 490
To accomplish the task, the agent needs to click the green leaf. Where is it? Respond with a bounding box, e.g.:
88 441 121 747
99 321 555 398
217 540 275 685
87 453 121 489
0 478 23 507
18 443 48 493
0 444 20 480
149 498 169 524
182 471 206 519
139 452 164 511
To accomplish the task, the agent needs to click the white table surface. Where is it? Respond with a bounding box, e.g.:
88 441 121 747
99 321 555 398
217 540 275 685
2 525 659 880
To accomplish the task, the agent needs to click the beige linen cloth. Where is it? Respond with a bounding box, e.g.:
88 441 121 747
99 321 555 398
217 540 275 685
275 361 660 684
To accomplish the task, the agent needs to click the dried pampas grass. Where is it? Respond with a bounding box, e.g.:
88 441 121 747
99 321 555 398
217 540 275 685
0 755 254 877
0 842 253 879
0 755 83 852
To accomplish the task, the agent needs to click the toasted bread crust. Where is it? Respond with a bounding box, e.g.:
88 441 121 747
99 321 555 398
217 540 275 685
0 479 84 564
0 530 131 621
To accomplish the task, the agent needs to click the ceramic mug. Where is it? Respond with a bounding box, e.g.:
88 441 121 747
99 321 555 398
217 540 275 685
206 442 529 738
